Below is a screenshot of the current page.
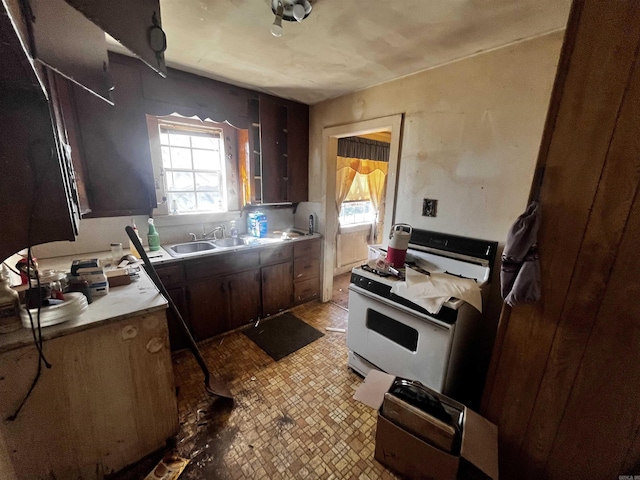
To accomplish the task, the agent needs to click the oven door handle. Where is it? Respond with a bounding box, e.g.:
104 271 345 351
348 284 452 330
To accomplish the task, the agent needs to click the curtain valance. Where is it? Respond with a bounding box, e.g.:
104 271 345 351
338 137 390 162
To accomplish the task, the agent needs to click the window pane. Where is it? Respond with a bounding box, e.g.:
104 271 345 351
339 201 375 226
195 172 219 191
191 135 219 150
159 131 169 145
169 192 195 212
161 146 171 169
196 192 220 211
169 133 190 147
170 147 192 169
167 171 194 191
193 149 220 170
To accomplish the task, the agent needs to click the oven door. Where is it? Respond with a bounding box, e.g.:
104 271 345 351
347 284 455 392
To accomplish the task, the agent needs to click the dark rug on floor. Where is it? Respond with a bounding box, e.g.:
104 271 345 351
243 313 324 361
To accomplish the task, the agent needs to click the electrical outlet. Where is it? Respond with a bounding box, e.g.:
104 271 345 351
422 199 437 217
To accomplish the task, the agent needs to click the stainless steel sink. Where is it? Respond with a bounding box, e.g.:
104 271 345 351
165 241 217 257
213 237 246 248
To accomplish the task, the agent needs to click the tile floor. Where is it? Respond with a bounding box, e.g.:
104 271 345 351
166 301 398 479
330 272 351 310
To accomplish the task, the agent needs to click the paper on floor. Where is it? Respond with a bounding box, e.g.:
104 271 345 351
390 268 482 314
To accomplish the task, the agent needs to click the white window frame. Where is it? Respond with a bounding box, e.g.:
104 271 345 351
146 114 242 224
338 200 376 226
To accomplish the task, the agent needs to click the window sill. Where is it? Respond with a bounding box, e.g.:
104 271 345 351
339 222 373 234
153 211 242 227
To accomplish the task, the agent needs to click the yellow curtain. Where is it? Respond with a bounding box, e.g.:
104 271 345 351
336 156 388 240
336 165 357 213
368 169 387 243
336 157 388 212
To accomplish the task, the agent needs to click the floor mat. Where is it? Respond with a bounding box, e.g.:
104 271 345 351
243 312 324 361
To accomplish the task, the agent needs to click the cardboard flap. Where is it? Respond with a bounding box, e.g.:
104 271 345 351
461 409 499 479
353 370 395 410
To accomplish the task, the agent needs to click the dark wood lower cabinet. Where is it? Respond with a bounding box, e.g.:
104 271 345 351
188 276 227 341
261 262 293 317
164 286 191 351
227 269 261 330
156 239 321 347
189 269 261 341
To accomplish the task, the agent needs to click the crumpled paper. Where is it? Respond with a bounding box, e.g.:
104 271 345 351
390 267 482 314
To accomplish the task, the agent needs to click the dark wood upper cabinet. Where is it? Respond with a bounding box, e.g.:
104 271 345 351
27 0 113 103
63 0 167 77
287 100 310 203
256 94 309 204
69 58 157 217
0 85 80 262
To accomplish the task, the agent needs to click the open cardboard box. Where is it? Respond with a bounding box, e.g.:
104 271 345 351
354 370 499 480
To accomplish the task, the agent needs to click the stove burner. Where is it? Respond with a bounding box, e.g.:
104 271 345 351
360 264 393 277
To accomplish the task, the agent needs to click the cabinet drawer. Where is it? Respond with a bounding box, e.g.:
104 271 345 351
185 251 260 281
294 238 321 259
154 263 184 288
294 278 320 304
294 257 320 282
260 244 293 266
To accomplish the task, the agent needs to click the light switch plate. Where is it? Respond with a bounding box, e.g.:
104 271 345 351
422 199 437 217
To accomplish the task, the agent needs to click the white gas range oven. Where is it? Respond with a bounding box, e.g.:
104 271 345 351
346 229 498 406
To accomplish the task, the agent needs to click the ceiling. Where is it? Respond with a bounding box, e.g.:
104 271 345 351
108 0 572 105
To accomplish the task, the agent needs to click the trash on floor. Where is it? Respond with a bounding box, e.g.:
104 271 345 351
144 453 189 480
325 327 346 333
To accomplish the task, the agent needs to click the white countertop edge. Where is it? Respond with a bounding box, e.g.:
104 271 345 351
0 233 322 353
0 268 168 354
149 233 323 265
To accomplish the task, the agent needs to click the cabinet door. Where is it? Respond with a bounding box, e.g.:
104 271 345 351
286 101 309 203
165 286 191 351
261 262 293 317
0 90 77 262
259 94 287 203
227 269 261 330
188 277 228 341
71 56 157 217
63 0 166 77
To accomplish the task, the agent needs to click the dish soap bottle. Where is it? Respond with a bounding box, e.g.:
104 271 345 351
230 220 238 238
129 218 142 258
0 264 21 333
147 218 161 251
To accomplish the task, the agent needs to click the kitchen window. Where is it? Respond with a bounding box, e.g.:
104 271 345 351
160 125 226 213
147 115 243 218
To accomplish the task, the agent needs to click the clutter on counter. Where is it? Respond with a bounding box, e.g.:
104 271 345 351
1 251 148 336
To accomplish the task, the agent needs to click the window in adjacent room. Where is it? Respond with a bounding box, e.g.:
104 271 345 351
338 173 376 226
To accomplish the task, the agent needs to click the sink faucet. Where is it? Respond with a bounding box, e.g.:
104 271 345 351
204 225 225 240
188 232 197 242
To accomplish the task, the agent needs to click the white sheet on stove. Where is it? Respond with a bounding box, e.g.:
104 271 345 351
390 267 482 314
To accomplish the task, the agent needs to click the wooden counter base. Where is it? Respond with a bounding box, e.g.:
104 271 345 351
0 310 178 480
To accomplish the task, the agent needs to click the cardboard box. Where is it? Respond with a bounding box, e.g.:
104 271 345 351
354 370 498 480
106 269 131 288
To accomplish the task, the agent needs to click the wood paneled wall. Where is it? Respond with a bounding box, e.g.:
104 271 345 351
481 0 640 478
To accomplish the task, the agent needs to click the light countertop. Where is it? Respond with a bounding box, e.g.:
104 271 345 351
0 254 167 354
0 233 322 353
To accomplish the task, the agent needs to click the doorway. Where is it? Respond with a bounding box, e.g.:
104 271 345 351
321 115 403 303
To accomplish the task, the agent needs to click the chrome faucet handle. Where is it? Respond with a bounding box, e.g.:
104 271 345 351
188 232 197 242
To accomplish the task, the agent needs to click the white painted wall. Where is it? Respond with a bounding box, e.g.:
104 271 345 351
309 31 564 353
309 31 563 242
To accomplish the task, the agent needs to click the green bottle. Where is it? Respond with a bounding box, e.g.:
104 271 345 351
147 218 160 251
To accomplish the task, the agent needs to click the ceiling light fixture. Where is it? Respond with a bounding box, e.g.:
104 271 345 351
270 0 312 37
